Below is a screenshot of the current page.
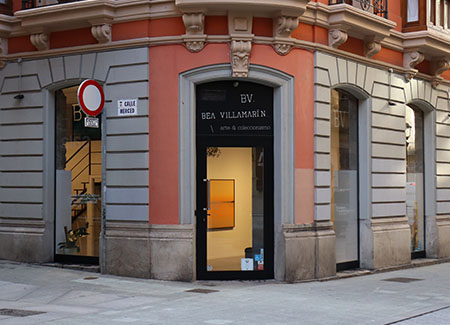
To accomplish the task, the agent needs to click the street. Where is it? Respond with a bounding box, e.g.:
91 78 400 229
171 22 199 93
1 260 450 324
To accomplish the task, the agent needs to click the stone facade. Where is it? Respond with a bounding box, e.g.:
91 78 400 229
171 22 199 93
1 0 450 282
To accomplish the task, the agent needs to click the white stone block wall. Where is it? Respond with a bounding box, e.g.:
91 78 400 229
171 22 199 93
314 50 450 264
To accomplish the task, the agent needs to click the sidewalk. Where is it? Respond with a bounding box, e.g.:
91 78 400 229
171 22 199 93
1 260 450 324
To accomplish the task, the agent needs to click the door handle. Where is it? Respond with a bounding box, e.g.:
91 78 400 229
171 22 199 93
203 178 211 211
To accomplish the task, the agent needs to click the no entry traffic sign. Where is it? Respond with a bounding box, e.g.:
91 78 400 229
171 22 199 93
77 79 104 117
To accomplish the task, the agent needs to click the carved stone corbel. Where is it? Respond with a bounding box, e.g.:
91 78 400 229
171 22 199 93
273 16 299 55
329 28 348 49
91 24 111 43
403 51 424 80
30 33 49 51
364 39 381 58
431 59 450 87
231 40 252 77
182 12 207 52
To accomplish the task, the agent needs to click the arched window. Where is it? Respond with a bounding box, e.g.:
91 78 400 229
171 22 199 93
330 89 359 269
405 105 425 254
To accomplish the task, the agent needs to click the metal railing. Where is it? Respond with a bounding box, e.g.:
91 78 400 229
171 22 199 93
329 0 389 19
22 0 34 9
429 0 450 30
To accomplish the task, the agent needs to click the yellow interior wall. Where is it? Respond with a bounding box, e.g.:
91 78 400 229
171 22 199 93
330 89 340 226
207 147 253 270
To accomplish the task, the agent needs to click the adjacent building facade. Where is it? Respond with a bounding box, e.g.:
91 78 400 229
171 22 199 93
1 0 450 282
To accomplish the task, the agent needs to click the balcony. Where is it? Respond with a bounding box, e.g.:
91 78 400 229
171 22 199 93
329 0 389 19
326 0 395 56
403 0 450 32
402 0 450 84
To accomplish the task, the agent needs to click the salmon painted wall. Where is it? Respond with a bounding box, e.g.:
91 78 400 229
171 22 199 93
388 0 402 32
149 44 315 225
149 44 229 225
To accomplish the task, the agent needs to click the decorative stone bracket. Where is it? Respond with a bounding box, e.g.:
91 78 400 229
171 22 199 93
273 16 299 56
364 37 382 58
91 24 111 44
231 39 252 77
329 28 348 49
327 4 395 57
30 33 49 51
431 59 450 87
329 27 383 58
182 12 206 53
403 51 424 81
229 13 253 77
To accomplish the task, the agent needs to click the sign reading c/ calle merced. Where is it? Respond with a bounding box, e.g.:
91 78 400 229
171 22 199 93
118 99 138 116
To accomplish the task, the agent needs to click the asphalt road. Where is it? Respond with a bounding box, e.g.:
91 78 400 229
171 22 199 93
1 260 450 324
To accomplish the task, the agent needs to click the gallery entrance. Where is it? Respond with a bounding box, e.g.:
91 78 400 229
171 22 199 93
196 81 274 280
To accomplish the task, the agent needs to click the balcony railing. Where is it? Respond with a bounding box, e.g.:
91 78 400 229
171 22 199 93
329 0 389 19
22 0 34 10
429 0 450 30
403 0 450 33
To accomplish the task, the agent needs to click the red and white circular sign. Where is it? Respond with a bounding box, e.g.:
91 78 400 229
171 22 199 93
77 79 104 116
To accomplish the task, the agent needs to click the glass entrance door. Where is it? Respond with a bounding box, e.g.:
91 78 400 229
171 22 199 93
195 80 274 280
196 142 273 280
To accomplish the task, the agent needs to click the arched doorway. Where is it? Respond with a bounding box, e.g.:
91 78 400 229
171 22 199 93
330 88 360 270
54 85 102 264
405 104 425 257
195 80 274 280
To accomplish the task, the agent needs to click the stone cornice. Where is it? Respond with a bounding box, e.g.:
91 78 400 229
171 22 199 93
0 15 20 38
15 0 116 33
328 4 396 40
403 29 450 59
175 0 310 17
0 34 440 84
11 0 178 36
327 3 395 58
2 0 450 83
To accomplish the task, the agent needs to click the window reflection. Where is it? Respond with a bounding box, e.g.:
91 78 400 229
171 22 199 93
330 89 359 265
405 106 424 253
55 85 102 258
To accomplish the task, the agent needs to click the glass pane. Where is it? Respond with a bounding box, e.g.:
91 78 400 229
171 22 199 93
208 180 235 229
55 86 102 257
330 89 359 264
406 106 424 252
407 0 419 22
206 147 264 272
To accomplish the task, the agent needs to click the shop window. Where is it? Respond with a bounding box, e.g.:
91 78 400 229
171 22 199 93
330 89 359 268
405 105 425 254
55 85 102 261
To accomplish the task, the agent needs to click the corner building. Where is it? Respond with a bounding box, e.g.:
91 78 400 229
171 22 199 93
1 0 450 281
